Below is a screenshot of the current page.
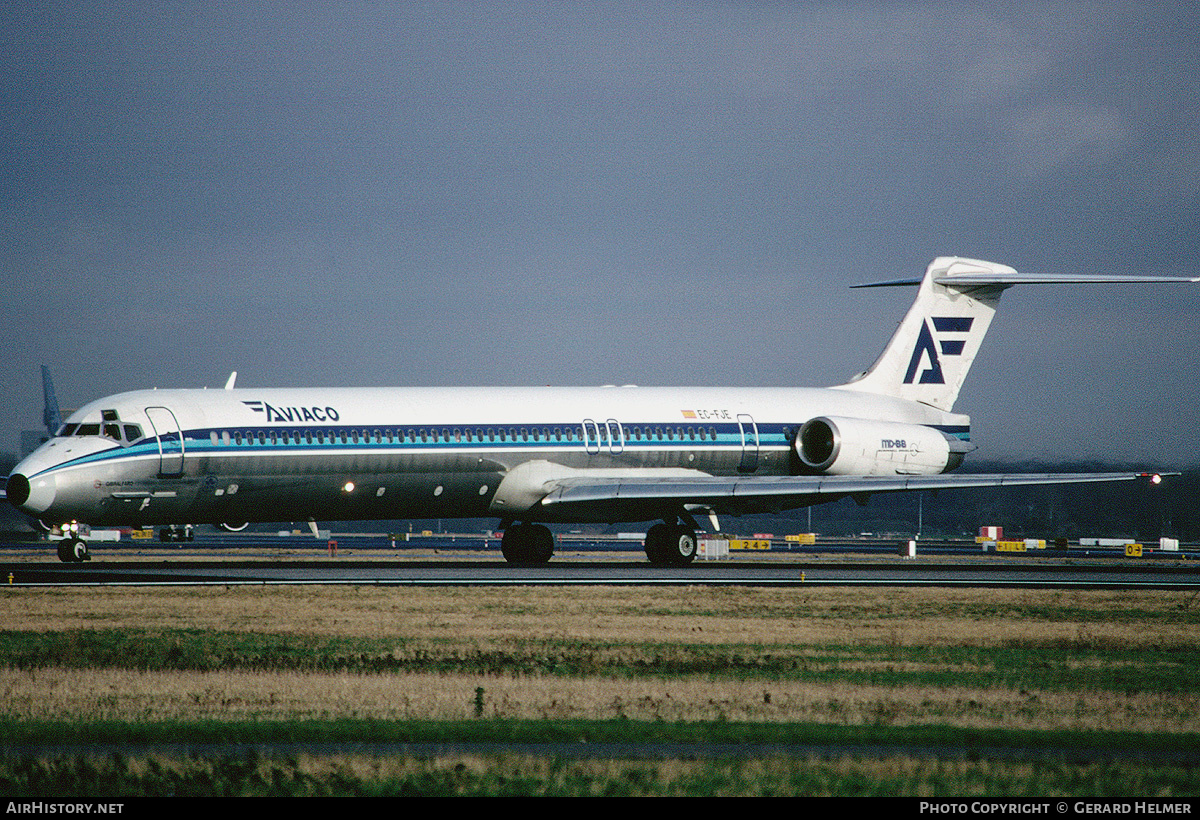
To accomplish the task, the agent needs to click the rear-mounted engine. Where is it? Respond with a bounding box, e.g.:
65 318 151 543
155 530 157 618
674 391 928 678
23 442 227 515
795 416 970 476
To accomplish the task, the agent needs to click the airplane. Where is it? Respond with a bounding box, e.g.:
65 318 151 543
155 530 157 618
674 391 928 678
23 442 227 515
6 257 1194 564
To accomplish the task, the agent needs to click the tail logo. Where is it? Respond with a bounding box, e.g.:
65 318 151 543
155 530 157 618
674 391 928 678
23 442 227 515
904 317 974 385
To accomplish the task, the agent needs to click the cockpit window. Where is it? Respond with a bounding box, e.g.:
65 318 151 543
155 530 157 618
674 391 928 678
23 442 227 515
59 420 142 445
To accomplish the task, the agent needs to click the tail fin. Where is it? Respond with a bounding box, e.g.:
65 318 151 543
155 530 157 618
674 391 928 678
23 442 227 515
836 256 1198 412
41 365 63 435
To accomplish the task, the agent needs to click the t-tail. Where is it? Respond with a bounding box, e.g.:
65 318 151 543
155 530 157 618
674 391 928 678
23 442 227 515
837 256 1198 413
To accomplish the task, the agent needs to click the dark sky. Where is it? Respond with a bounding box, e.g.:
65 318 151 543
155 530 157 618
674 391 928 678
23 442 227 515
3 2 1198 466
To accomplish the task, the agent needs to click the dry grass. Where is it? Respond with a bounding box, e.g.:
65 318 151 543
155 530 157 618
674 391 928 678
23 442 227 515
3 666 1197 732
7 750 1192 796
5 584 1197 647
2 585 1199 734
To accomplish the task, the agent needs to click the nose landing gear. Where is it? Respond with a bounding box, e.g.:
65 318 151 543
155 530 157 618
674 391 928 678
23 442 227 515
56 537 90 563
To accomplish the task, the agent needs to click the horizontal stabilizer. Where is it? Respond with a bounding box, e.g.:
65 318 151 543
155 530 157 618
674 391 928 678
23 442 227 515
842 257 1199 412
854 270 1200 289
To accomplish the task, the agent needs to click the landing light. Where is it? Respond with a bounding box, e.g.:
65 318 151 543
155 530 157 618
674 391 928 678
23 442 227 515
342 481 356 493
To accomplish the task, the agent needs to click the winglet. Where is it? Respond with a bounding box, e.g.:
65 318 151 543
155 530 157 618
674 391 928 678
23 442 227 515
224 372 237 390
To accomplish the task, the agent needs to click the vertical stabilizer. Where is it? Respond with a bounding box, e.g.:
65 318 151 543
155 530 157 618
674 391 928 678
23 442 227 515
835 257 1199 412
835 257 1012 412
41 365 63 435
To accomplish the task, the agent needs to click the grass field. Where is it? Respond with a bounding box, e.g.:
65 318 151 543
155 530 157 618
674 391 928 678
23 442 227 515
2 583 1199 796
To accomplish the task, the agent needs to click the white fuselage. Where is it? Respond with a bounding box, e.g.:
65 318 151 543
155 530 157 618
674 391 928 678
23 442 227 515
10 384 968 527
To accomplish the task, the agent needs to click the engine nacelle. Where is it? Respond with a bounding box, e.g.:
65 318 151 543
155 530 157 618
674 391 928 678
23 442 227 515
217 522 249 532
795 416 966 476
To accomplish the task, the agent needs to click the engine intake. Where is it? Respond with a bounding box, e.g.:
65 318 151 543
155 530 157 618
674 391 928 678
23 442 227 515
795 416 969 476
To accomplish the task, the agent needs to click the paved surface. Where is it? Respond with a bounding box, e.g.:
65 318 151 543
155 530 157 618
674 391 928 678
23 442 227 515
3 535 1197 588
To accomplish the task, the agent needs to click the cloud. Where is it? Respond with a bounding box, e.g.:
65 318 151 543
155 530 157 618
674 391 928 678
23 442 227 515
1003 103 1131 178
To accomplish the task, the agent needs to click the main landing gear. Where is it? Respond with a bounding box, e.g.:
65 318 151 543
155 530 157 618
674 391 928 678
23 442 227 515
501 523 555 566
643 522 698 567
498 520 699 567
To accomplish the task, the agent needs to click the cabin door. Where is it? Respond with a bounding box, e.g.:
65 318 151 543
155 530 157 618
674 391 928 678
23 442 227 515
145 406 185 478
737 413 759 473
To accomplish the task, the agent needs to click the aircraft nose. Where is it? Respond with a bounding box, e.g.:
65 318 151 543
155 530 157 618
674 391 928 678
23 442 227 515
6 472 56 515
6 473 30 507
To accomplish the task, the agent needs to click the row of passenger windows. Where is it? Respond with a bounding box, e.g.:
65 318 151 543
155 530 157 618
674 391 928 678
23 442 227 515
208 424 735 447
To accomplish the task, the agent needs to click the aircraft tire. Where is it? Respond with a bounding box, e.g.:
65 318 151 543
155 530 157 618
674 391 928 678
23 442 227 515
57 537 89 563
501 524 554 566
644 524 697 566
643 523 672 566
668 526 697 565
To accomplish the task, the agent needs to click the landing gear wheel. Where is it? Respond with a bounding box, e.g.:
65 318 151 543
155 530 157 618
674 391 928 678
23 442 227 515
57 537 90 563
644 524 697 567
501 523 555 566
644 523 672 566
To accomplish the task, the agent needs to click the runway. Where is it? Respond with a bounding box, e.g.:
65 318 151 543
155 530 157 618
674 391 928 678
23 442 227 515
3 538 1198 589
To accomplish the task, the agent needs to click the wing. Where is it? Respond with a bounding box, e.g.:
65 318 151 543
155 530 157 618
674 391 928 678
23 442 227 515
532 470 1162 521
